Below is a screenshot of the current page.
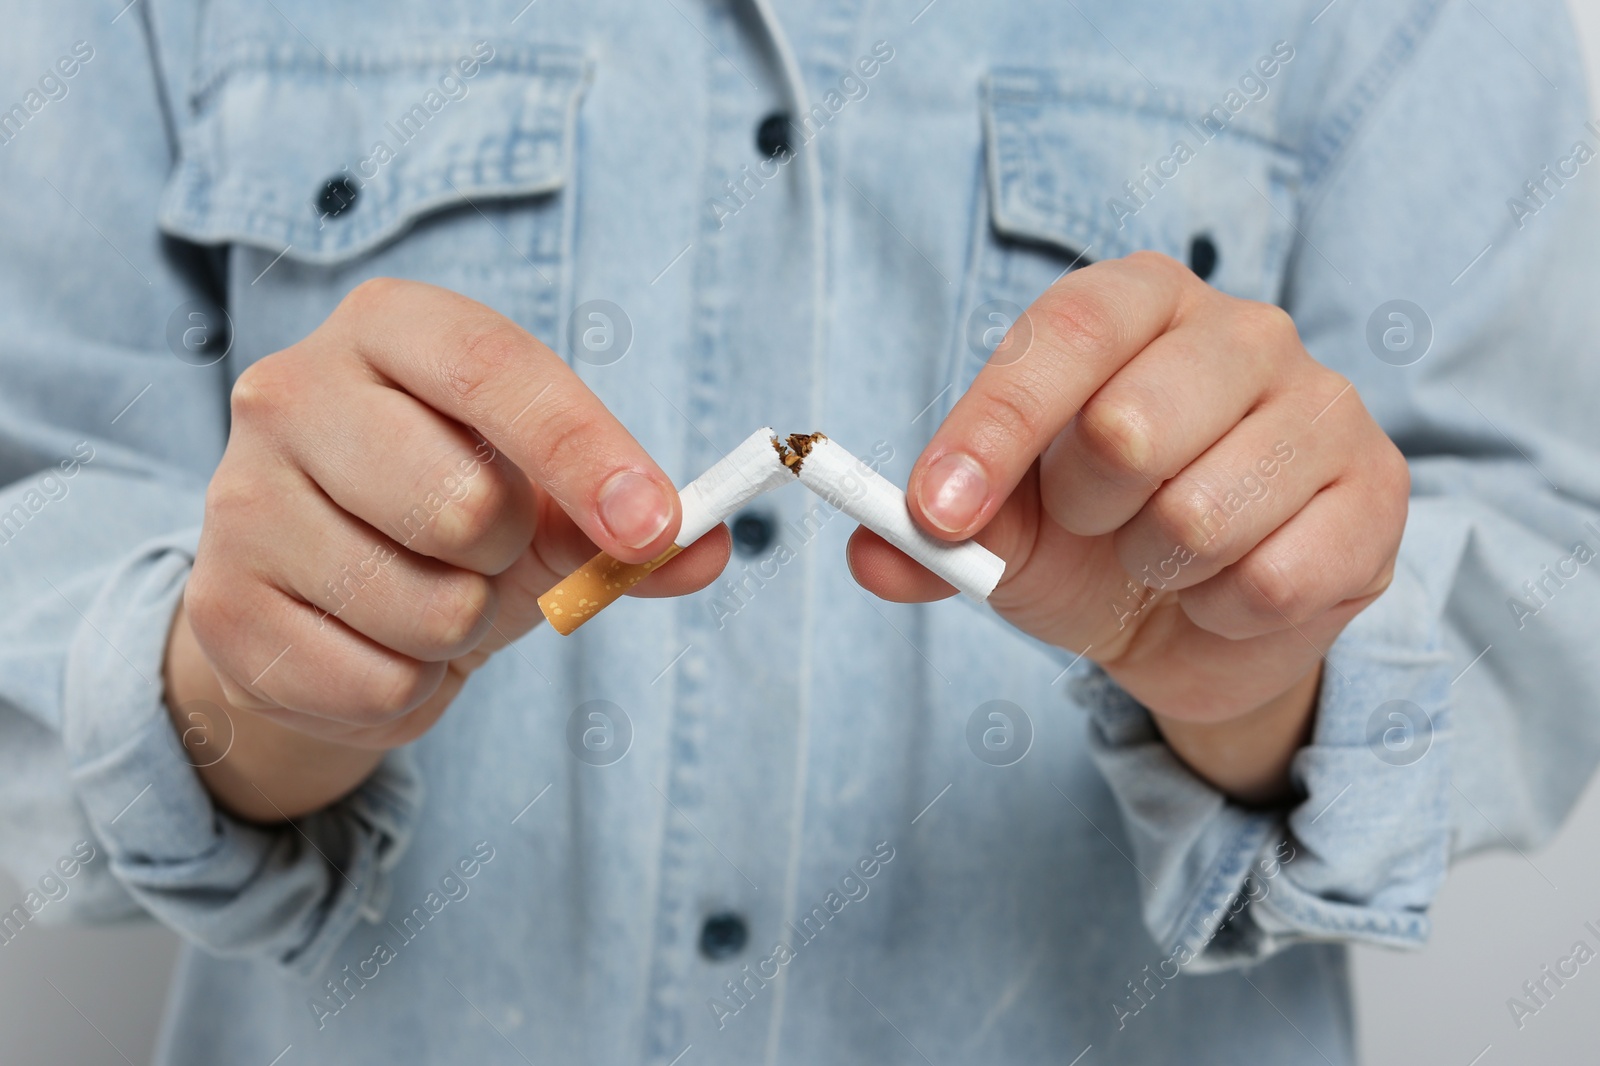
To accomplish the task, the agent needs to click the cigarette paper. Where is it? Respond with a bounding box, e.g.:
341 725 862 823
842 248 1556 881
538 427 793 635
791 434 1005 602
676 427 796 544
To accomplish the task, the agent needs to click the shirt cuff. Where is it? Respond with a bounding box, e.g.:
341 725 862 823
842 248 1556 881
1076 555 1454 971
60 526 423 977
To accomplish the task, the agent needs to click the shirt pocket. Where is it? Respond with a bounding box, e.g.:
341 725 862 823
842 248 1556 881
940 66 1303 422
156 37 591 368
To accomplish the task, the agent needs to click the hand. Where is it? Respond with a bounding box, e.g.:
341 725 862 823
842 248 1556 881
850 252 1409 802
165 279 730 821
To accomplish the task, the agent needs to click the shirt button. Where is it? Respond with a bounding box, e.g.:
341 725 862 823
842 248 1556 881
755 112 793 159
318 176 359 219
1188 233 1218 281
699 912 749 960
731 510 776 556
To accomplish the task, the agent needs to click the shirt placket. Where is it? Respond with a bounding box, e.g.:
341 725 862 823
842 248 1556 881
640 1 835 1062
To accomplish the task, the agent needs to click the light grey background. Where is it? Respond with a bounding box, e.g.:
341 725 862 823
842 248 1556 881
2 4 1598 1063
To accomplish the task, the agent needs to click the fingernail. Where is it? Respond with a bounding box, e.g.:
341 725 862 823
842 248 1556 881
920 452 988 533
598 470 672 550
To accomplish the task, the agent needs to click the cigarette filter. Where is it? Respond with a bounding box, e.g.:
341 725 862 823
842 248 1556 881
792 434 1006 602
538 427 793 634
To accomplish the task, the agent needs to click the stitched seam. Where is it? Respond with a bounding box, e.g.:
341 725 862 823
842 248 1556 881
1298 0 1452 194
987 71 1290 152
1172 812 1278 951
191 39 586 107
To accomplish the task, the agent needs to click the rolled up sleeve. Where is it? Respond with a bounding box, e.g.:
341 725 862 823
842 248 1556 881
57 522 422 977
0 2 423 979
1077 0 1600 972
1079 541 1455 971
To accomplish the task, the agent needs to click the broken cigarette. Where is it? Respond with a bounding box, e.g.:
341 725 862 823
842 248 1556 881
537 427 793 634
787 433 1005 603
538 428 1007 635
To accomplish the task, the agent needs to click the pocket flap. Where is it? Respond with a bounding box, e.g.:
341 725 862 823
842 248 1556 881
983 67 1301 303
158 39 590 265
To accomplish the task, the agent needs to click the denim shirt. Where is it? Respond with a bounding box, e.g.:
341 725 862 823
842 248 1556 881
3 1 1599 1063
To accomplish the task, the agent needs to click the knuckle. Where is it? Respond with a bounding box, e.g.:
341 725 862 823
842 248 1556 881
1035 289 1121 355
1150 486 1228 563
1381 438 1412 501
202 464 254 522
972 380 1053 452
427 464 510 554
1076 397 1158 484
182 567 232 647
534 405 606 478
1235 301 1300 352
1366 559 1397 600
1320 367 1355 398
350 658 435 725
339 276 406 317
184 570 269 677
228 355 293 423
203 455 284 537
1237 551 1309 625
418 572 495 652
1127 248 1188 280
441 321 527 410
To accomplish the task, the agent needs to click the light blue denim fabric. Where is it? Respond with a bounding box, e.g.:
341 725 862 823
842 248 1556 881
2 0 1598 1062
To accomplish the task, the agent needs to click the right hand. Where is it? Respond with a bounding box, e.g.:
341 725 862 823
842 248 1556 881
165 279 730 820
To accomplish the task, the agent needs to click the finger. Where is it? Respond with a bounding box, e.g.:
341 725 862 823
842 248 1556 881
248 358 538 575
1040 300 1287 536
630 524 732 598
184 572 448 726
517 495 733 597
245 673 465 752
1178 477 1404 641
266 473 500 663
852 464 1062 608
464 521 732 656
1107 600 1363 723
908 252 1196 539
846 526 959 603
1111 406 1348 593
324 279 681 562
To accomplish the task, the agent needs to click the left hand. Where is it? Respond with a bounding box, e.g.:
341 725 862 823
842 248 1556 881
849 251 1410 801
